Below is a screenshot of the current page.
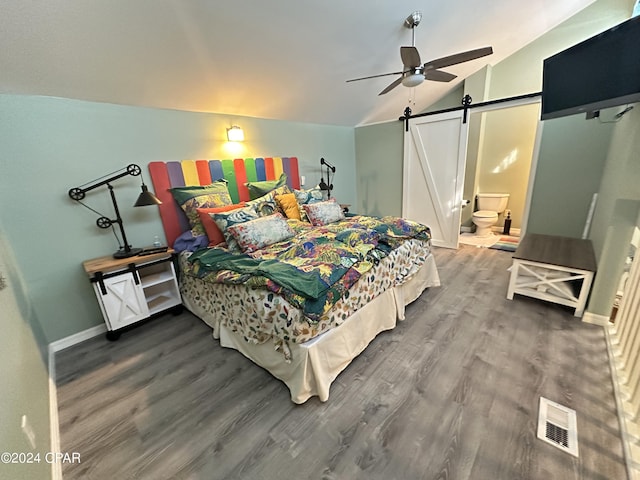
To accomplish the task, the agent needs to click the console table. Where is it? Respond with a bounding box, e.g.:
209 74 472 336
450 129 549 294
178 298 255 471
507 234 597 317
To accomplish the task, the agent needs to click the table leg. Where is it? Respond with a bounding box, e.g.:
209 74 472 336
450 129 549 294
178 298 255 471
507 260 519 300
574 272 594 317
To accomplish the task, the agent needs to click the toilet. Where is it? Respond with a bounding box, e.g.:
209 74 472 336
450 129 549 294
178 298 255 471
472 193 510 237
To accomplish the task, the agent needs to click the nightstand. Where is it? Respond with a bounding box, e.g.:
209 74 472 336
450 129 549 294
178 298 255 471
83 250 182 340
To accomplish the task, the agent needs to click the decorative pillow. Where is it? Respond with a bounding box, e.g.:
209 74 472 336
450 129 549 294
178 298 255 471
227 213 295 253
197 203 246 246
246 185 291 217
246 172 288 200
212 205 259 252
275 193 301 220
294 186 324 221
172 229 209 253
303 199 345 226
169 180 232 235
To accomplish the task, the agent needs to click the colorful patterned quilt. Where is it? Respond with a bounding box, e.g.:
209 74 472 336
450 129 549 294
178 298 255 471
184 215 431 321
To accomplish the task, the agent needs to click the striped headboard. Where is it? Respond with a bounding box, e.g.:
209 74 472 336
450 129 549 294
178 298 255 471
149 157 300 247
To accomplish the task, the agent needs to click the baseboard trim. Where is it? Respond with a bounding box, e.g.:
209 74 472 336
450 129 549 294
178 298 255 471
582 312 611 326
462 226 522 236
490 226 521 236
48 346 62 480
49 324 106 353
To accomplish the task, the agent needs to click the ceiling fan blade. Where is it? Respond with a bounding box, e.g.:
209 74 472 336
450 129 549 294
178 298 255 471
424 69 457 82
401 46 421 67
379 76 404 95
424 46 493 70
346 71 404 83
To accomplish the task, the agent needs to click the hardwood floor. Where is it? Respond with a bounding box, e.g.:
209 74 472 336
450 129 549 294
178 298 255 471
55 245 627 480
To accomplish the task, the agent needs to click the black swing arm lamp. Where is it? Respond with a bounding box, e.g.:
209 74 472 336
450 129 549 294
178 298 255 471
318 157 336 198
68 164 162 259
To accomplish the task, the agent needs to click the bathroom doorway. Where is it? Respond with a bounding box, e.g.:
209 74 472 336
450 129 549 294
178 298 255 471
462 99 542 237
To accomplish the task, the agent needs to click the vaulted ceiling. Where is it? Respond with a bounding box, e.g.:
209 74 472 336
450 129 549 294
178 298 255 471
1 1 594 126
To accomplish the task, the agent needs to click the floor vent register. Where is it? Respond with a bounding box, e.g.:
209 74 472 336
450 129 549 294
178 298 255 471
537 397 579 457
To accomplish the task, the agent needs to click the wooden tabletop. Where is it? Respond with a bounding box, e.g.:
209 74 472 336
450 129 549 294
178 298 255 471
83 249 174 276
513 233 597 272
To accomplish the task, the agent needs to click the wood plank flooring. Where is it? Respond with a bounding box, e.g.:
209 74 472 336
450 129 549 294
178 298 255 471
55 245 627 480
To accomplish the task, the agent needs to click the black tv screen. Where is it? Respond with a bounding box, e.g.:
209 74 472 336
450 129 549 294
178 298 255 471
541 16 640 120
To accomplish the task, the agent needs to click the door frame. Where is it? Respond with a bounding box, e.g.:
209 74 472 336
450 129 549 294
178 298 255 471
465 95 543 238
402 94 543 244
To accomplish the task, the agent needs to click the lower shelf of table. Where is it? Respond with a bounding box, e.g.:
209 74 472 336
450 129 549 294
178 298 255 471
507 260 594 317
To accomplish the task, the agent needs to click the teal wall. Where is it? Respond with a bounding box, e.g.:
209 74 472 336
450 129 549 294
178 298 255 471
353 86 465 217
354 121 403 217
526 114 613 236
0 94 356 341
0 225 51 480
587 106 640 316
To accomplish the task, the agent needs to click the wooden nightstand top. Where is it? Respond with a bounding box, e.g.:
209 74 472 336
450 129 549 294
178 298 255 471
83 249 175 277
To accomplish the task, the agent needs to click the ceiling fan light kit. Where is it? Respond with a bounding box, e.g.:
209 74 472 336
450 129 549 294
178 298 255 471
347 11 493 96
401 72 425 88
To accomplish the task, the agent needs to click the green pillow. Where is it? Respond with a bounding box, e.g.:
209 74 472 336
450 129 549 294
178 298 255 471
169 179 230 205
247 173 287 200
169 180 232 235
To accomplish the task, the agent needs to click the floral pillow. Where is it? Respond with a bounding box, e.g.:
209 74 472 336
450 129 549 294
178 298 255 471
227 213 295 253
294 186 324 221
246 172 288 200
169 180 232 236
246 185 291 217
212 205 259 252
303 198 345 226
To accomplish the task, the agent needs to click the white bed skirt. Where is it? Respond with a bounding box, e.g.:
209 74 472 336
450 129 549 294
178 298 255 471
217 253 439 403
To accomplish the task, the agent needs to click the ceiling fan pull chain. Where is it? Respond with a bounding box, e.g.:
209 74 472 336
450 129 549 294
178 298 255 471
408 88 416 107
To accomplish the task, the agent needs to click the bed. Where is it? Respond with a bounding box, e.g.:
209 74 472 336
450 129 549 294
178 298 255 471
149 157 440 403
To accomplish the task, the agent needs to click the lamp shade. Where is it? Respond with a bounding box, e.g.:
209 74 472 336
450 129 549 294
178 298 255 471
226 125 245 142
134 184 162 207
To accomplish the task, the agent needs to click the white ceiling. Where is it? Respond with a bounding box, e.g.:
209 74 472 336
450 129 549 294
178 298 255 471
0 0 594 126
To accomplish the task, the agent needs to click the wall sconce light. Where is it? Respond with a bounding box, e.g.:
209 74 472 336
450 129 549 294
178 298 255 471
226 125 245 142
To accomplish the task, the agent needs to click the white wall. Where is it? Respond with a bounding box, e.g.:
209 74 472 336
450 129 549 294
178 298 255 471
0 226 51 480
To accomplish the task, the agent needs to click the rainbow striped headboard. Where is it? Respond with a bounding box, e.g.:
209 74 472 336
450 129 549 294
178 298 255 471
149 157 300 247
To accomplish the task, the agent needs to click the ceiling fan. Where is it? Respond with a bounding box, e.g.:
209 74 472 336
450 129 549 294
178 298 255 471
347 11 493 96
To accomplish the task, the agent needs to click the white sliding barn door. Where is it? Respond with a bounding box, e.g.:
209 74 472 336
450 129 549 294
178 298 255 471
403 110 469 249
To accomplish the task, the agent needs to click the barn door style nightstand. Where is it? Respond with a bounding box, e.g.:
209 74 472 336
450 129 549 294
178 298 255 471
507 234 597 317
83 250 182 340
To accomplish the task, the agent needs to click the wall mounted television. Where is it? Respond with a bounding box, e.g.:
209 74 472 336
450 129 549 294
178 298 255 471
541 15 640 120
